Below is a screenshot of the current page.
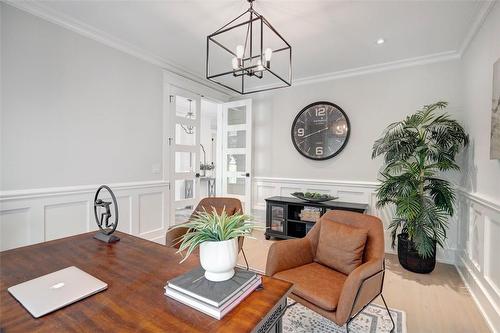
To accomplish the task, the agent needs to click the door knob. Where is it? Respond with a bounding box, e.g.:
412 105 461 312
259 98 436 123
195 173 200 178
245 173 250 177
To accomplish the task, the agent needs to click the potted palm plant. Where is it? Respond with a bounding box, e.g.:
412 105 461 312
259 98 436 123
372 101 468 273
174 208 257 282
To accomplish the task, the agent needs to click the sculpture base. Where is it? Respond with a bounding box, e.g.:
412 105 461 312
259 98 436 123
94 232 120 243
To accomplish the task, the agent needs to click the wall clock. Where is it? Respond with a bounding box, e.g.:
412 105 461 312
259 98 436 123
291 101 350 160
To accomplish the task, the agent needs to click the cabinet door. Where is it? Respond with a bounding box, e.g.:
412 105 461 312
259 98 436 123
268 204 286 235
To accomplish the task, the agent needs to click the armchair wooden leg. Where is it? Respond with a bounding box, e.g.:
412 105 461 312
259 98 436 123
345 294 395 333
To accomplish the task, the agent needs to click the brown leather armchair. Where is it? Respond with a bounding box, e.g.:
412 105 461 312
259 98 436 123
266 210 394 333
165 197 244 252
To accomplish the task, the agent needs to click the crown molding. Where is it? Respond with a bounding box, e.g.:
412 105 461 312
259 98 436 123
294 51 461 88
458 0 497 56
245 50 460 94
3 0 234 97
4 0 496 94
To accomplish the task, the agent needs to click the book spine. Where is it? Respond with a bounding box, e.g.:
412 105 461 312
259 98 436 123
219 280 261 318
164 279 262 320
167 274 260 307
219 277 261 312
166 283 219 307
165 287 221 320
218 275 261 307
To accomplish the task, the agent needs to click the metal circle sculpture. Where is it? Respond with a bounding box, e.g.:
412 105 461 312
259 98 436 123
93 185 119 237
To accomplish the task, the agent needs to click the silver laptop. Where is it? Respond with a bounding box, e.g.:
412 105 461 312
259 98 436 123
8 266 108 318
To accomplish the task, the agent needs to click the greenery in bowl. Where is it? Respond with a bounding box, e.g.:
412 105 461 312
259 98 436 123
173 208 258 262
372 101 468 258
291 192 338 202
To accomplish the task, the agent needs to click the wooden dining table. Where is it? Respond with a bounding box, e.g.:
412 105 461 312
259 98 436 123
0 231 292 332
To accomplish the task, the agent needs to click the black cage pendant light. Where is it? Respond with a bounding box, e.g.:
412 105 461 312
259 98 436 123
206 0 292 95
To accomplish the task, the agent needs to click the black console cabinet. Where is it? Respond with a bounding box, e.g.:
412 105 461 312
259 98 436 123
265 196 368 240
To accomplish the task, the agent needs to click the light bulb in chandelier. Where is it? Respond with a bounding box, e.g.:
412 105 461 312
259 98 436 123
232 57 239 70
264 48 273 68
256 59 264 72
236 45 244 59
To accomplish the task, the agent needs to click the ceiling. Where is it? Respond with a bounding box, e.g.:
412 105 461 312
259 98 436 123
14 0 489 90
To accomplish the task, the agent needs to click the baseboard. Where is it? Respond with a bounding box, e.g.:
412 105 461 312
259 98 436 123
456 256 500 333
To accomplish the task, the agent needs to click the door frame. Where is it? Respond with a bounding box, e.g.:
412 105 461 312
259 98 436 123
163 71 230 228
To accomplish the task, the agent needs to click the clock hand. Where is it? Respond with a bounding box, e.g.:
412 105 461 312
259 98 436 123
301 127 329 139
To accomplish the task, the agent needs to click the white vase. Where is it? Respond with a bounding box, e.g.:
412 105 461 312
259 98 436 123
199 238 238 282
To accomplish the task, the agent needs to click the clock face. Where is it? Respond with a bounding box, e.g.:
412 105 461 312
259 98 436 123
291 102 350 160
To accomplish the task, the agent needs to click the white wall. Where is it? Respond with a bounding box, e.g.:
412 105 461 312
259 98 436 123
252 60 463 181
456 3 500 332
0 3 169 248
1 3 163 191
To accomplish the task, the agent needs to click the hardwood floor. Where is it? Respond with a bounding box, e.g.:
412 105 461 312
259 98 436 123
237 230 491 333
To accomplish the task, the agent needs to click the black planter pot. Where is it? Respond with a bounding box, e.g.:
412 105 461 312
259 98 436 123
397 233 436 274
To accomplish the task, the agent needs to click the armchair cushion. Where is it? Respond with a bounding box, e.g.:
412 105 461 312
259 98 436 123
274 262 347 311
315 220 368 275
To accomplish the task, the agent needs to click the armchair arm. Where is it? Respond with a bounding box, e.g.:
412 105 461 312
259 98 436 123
335 259 384 325
165 226 189 249
265 237 314 276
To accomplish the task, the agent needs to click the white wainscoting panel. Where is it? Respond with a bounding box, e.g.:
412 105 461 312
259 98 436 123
456 190 500 333
0 181 170 251
44 201 89 241
0 208 31 251
253 176 458 264
138 192 165 240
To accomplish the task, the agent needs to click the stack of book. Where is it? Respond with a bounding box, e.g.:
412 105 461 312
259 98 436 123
165 267 261 320
300 206 322 222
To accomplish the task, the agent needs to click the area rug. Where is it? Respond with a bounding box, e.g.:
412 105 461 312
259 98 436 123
282 298 406 333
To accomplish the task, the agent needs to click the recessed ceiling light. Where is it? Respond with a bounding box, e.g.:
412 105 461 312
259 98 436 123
376 38 385 45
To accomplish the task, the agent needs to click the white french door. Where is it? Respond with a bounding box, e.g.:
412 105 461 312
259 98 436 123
218 99 252 213
169 87 201 225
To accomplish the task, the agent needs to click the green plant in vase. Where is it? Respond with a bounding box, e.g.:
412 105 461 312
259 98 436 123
372 101 468 273
174 208 258 281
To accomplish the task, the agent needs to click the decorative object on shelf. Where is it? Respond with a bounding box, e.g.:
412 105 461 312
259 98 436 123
291 191 338 203
180 99 195 134
490 58 500 159
372 101 468 273
299 207 321 222
199 143 215 178
291 101 350 160
93 185 120 243
173 208 258 281
206 0 292 95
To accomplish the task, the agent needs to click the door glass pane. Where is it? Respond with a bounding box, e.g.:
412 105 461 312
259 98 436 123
227 154 246 172
227 106 246 125
226 177 245 195
175 206 193 225
227 130 246 148
175 152 195 173
175 179 195 201
176 124 196 146
176 96 196 119
271 206 284 233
